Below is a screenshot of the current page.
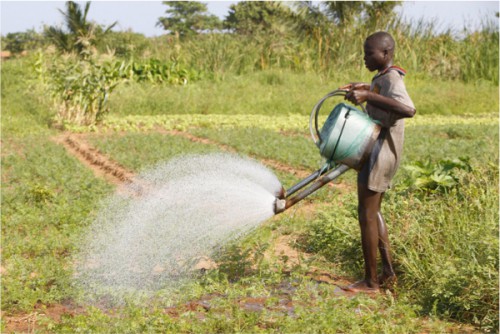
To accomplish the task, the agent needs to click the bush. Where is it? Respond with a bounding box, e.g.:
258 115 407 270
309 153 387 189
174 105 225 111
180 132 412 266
34 51 123 126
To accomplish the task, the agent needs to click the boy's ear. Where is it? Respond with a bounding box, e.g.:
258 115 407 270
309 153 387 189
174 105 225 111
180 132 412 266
383 49 393 59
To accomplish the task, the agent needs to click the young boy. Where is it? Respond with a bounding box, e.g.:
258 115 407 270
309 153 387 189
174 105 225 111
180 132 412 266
341 31 416 293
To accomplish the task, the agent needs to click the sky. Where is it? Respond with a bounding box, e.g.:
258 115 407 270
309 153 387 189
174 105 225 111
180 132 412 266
1 1 498 37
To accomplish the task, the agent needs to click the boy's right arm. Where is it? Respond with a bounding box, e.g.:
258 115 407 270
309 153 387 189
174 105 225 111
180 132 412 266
339 82 370 91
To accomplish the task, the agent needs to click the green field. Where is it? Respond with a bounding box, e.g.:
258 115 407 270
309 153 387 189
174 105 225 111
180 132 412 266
2 40 499 334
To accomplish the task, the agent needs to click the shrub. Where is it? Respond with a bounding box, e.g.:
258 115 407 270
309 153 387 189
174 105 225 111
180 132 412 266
36 52 123 126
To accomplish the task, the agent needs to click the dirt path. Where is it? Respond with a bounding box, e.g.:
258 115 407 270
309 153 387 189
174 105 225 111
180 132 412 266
54 134 136 185
3 302 86 334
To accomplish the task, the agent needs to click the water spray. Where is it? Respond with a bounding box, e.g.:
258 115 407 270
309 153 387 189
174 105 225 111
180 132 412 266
75 90 381 301
274 89 381 214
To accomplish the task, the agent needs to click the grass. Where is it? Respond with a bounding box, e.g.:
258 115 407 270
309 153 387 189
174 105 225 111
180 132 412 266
87 133 222 172
107 71 499 117
1 136 112 312
402 123 498 164
1 59 53 137
300 162 498 329
2 55 498 332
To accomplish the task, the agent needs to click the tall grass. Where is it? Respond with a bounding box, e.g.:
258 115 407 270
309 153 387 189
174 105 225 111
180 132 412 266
105 70 498 119
127 16 499 84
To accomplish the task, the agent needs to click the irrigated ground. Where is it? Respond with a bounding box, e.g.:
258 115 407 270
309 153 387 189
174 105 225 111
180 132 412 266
4 127 355 333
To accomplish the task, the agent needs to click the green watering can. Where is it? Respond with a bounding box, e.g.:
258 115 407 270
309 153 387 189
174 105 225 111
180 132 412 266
310 89 381 171
274 89 381 214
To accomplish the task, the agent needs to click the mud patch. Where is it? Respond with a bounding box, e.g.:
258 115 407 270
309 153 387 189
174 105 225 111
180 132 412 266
3 301 86 333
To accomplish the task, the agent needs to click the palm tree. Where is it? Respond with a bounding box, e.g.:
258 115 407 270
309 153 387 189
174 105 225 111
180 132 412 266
44 1 117 54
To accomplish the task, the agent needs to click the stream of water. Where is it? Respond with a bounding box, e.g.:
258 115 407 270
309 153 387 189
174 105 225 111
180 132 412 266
74 153 283 301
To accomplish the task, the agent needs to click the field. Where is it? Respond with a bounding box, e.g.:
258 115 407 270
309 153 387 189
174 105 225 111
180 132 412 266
2 45 498 334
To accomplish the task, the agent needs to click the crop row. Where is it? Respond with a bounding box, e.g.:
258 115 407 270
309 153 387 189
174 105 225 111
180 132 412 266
65 113 498 133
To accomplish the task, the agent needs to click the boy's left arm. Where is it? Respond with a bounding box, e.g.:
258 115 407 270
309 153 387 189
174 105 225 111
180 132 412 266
346 90 416 118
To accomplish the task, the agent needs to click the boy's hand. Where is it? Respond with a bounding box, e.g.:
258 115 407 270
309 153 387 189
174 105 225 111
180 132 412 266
345 89 369 105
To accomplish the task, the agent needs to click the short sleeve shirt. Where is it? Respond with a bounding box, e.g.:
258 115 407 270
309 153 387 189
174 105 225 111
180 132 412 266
364 68 415 192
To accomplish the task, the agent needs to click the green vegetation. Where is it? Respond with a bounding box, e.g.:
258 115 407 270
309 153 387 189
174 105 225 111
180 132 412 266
157 1 221 36
37 52 123 126
43 1 117 54
2 136 112 311
1 2 498 332
87 133 221 172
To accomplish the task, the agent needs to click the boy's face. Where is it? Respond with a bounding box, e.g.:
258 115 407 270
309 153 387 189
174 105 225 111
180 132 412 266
363 39 391 72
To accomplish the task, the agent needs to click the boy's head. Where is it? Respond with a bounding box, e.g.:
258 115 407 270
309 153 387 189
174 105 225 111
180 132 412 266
363 31 395 72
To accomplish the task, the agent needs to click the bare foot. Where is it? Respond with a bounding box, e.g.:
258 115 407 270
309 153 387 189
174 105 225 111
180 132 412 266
340 280 379 294
378 273 397 289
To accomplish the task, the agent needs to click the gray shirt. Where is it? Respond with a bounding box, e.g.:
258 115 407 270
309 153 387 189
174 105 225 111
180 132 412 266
365 69 415 192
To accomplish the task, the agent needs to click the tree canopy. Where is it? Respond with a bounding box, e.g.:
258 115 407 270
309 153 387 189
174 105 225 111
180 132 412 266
156 1 221 36
44 1 117 54
222 1 402 36
223 1 294 35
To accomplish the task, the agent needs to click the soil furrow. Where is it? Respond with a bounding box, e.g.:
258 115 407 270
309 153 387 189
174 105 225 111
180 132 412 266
52 134 144 196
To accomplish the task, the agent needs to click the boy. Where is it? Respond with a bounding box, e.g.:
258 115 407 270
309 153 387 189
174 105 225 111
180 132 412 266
341 31 416 293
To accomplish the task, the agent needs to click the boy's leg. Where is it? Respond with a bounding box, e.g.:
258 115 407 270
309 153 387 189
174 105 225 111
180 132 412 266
342 182 383 292
377 211 396 286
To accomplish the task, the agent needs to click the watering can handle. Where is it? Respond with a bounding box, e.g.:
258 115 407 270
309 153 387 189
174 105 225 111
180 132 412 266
309 89 366 145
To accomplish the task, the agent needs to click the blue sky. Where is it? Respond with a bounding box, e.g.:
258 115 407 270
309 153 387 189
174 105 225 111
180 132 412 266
1 1 498 37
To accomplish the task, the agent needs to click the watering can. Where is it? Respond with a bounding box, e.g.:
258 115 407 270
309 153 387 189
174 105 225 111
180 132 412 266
274 89 381 214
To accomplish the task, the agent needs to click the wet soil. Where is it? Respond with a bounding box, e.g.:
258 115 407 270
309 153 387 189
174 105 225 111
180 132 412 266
3 300 86 333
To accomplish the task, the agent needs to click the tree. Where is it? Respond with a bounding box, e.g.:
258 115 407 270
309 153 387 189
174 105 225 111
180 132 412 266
224 1 293 35
363 1 401 29
290 1 331 37
2 30 45 54
322 1 364 26
322 1 401 28
44 1 117 54
156 1 221 36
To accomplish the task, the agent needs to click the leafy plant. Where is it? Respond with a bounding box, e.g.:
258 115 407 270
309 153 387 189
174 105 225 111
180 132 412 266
35 51 202 126
25 183 55 205
126 58 200 85
400 157 472 194
298 205 362 276
44 54 123 126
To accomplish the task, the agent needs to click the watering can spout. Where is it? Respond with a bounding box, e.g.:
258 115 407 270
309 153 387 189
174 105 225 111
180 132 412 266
277 186 286 200
274 198 287 214
273 164 350 215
